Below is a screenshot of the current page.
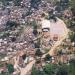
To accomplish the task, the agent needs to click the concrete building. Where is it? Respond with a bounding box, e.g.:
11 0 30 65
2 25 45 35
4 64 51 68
41 18 66 41
41 19 50 32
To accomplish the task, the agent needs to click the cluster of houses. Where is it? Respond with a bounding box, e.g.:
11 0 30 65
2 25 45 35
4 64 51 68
0 0 75 75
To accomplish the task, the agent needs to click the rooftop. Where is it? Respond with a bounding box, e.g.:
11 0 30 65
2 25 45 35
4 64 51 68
41 18 66 37
50 18 66 36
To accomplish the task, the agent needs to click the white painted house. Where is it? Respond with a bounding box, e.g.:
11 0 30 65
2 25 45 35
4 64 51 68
41 19 50 32
41 18 67 40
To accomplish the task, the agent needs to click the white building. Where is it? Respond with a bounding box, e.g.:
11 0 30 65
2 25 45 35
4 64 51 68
41 18 67 40
41 19 50 32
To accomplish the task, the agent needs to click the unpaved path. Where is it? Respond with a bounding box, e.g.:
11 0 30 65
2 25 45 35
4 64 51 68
20 60 35 75
42 18 68 57
13 18 68 75
14 56 35 75
48 18 68 56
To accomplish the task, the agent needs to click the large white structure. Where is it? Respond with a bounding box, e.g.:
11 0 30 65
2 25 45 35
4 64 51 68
41 19 50 32
41 18 67 40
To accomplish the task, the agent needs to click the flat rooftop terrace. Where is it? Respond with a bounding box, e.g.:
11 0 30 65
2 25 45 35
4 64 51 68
50 18 66 36
41 18 67 37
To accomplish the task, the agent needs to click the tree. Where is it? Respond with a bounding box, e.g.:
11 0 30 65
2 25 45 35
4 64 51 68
35 49 42 57
31 67 44 75
11 37 16 42
36 59 41 64
0 0 13 6
43 64 57 75
6 21 18 30
14 0 22 6
56 64 69 75
70 0 75 16
48 11 57 22
1 32 10 38
44 54 52 61
32 21 38 36
69 60 75 75
31 21 37 28
34 43 40 48
34 39 41 48
33 29 38 36
30 0 41 9
69 32 75 42
7 64 14 74
1 72 10 75
57 50 63 55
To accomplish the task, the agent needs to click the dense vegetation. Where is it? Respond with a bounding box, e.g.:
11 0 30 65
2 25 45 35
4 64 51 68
69 60 75 75
7 64 14 74
44 54 52 61
6 21 18 30
0 64 14 75
70 0 75 16
30 0 41 9
31 60 75 75
35 49 42 57
14 0 22 6
69 32 75 42
0 72 10 75
31 21 38 36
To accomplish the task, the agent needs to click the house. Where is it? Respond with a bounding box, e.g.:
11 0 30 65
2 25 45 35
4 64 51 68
0 66 7 74
51 56 58 64
27 49 35 57
1 57 9 62
41 19 50 32
7 1 14 7
53 34 58 41
60 55 68 63
72 47 75 52
63 9 72 19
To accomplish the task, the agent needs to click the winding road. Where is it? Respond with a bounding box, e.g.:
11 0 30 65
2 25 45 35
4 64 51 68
42 18 68 57
13 56 35 75
48 18 68 56
13 18 69 75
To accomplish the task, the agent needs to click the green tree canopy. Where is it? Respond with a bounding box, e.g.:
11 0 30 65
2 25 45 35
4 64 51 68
31 67 44 75
44 54 52 61
43 64 57 75
34 39 40 48
7 64 14 74
0 72 10 75
6 21 18 30
31 20 37 29
70 0 75 16
14 0 22 6
35 49 42 57
56 64 69 75
32 21 38 35
69 60 75 75
69 32 75 42
30 0 41 9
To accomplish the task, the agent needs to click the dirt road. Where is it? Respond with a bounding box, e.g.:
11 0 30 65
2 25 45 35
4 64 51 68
48 18 68 56
14 56 35 75
20 60 35 75
14 18 68 75
42 18 68 58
